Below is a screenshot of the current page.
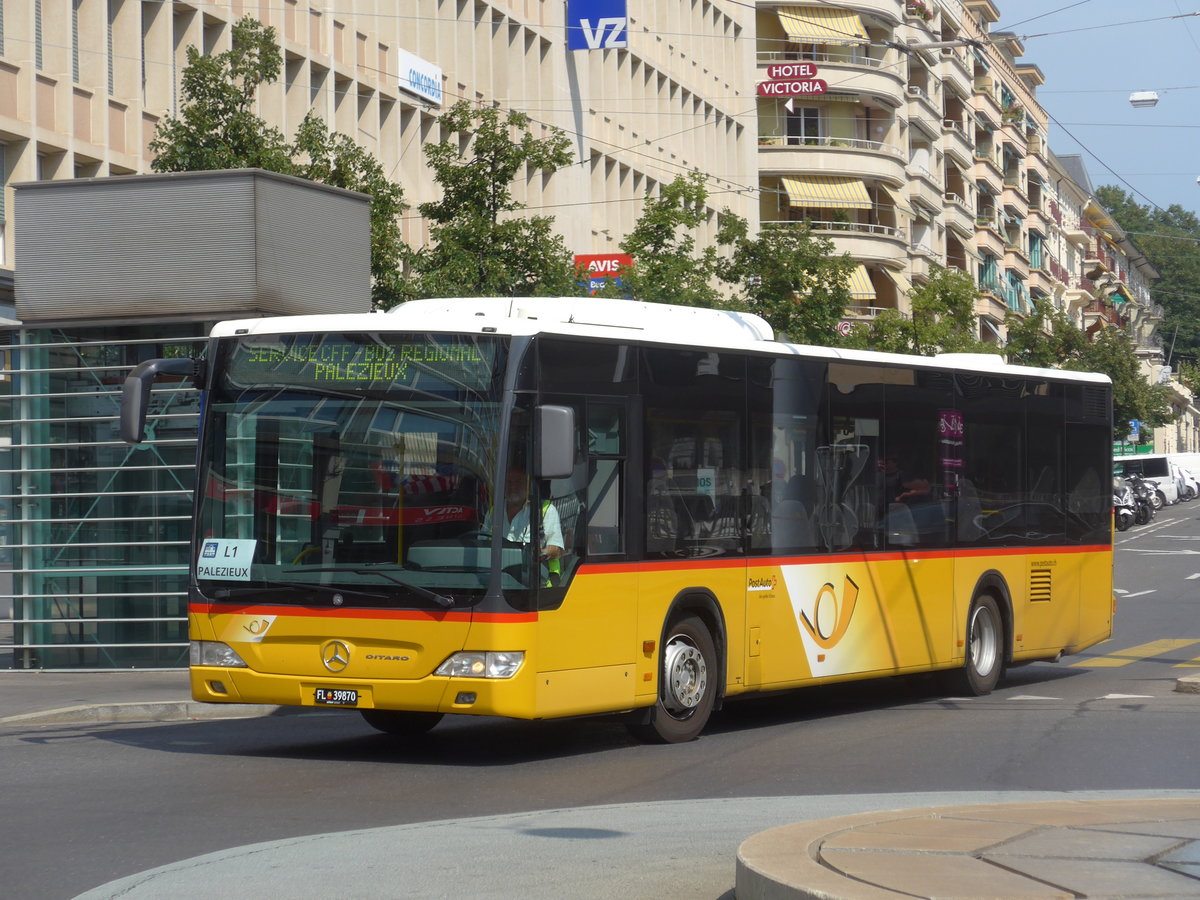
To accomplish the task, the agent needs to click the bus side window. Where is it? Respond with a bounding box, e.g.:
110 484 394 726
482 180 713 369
586 402 625 556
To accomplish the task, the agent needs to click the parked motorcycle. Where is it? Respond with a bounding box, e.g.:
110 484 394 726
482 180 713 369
1126 473 1156 526
1113 476 1136 532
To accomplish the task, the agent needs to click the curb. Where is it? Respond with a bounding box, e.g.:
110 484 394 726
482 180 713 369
0 701 287 726
1176 674 1200 694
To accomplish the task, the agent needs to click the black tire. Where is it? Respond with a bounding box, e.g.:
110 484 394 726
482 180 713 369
627 615 717 744
1115 513 1132 532
942 594 1004 696
360 709 444 736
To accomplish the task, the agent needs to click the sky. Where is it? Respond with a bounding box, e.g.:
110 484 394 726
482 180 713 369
993 0 1200 219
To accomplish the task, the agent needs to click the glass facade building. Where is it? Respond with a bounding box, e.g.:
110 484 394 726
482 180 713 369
2 322 210 668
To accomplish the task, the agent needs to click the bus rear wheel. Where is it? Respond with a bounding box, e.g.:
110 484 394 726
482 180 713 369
628 615 717 744
943 594 1004 696
360 709 444 736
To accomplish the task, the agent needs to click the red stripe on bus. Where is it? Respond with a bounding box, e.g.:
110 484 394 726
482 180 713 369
188 603 537 623
574 544 1110 575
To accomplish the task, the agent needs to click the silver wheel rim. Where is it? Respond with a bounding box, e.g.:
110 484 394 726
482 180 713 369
662 634 707 716
968 604 999 678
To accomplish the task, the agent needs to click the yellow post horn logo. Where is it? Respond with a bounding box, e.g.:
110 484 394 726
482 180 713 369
799 576 859 650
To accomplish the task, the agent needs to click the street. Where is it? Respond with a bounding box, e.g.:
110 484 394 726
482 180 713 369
4 504 1200 899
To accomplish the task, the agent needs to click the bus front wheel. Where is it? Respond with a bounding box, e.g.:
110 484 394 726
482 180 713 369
943 595 1004 696
628 615 717 744
360 709 444 736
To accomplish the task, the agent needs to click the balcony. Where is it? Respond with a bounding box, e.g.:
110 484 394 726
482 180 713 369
941 118 973 167
907 165 944 214
757 134 907 185
937 47 973 95
906 83 941 121
943 193 974 238
810 220 908 266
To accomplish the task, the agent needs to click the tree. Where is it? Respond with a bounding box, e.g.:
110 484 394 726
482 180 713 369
1096 186 1200 369
149 16 408 309
714 217 856 344
148 18 292 173
841 265 988 355
1003 298 1089 369
409 102 583 298
597 173 724 308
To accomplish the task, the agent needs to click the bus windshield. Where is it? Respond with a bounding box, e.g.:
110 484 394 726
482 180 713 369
195 331 524 607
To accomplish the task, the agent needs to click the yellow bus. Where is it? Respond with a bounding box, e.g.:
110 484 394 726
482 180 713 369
122 297 1114 742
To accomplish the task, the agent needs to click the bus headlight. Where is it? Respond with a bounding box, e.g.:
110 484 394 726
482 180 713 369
435 651 524 679
190 640 248 668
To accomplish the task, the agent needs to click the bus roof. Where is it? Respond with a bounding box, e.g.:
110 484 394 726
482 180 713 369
209 297 1110 385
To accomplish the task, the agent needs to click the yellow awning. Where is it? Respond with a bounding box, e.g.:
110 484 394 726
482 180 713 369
878 185 913 217
781 175 872 210
848 264 876 299
883 268 912 297
777 7 869 43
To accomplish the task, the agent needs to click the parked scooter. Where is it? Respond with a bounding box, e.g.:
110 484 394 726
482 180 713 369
1113 476 1136 532
1126 473 1156 526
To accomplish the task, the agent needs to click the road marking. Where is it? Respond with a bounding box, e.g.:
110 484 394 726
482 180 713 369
1008 695 1061 701
1069 638 1200 668
1188 574 1200 580
1124 548 1200 555
1119 590 1156 598
1098 693 1153 700
1174 656 1200 668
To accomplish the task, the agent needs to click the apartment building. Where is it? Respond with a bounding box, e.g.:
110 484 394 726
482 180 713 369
752 0 1166 354
0 0 759 669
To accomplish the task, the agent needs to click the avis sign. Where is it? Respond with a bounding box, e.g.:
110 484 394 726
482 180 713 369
575 253 632 294
567 0 628 50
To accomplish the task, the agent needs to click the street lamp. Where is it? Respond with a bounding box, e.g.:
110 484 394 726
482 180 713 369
1129 91 1159 108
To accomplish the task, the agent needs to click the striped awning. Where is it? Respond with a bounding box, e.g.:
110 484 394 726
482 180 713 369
878 185 913 217
848 264 876 299
781 175 872 210
883 269 912 297
777 7 869 43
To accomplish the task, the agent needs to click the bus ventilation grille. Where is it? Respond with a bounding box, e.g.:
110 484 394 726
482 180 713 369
1029 568 1052 602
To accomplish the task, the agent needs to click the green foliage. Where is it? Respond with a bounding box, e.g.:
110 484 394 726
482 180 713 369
1003 298 1088 368
290 113 409 308
149 18 292 173
409 102 583 298
149 17 408 309
714 217 855 345
597 173 723 308
1096 186 1200 369
1005 298 1172 438
841 265 988 355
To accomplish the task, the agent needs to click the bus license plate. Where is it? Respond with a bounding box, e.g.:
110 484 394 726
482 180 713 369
314 688 358 706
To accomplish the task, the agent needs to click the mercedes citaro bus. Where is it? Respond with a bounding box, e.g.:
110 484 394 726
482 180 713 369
121 297 1114 742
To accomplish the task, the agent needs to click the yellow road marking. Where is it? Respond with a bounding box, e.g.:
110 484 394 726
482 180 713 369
1069 639 1200 668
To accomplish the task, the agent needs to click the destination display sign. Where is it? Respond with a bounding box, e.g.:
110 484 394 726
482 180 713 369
223 333 500 392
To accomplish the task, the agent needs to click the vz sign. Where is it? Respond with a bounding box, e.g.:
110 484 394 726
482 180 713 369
567 0 628 50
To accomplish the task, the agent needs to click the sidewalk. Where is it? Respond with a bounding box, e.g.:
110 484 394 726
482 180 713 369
737 798 1200 899
0 669 282 725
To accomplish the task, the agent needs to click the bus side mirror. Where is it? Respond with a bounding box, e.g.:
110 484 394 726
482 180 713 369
535 405 575 480
120 357 203 443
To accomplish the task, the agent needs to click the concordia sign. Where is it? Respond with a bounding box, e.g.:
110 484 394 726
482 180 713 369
397 49 443 107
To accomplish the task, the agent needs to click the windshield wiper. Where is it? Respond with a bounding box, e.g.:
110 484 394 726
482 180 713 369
210 583 390 602
295 566 456 609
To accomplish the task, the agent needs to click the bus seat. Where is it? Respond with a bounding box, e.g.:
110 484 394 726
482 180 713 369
885 503 918 546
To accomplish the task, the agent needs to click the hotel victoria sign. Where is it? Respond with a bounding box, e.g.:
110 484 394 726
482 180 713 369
756 61 828 97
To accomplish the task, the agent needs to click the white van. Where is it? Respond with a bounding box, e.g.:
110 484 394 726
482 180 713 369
1113 454 1179 507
